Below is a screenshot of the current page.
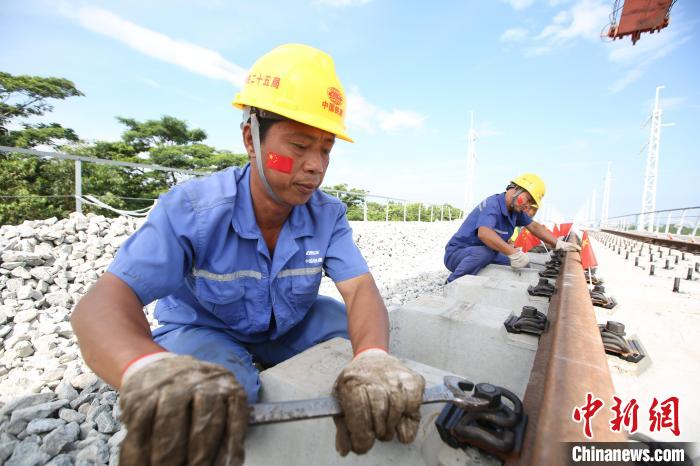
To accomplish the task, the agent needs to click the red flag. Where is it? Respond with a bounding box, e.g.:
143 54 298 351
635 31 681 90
265 151 294 174
580 231 598 269
559 223 573 237
514 228 541 253
553 224 561 237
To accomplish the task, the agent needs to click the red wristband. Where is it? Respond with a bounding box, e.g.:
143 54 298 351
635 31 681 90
120 350 167 380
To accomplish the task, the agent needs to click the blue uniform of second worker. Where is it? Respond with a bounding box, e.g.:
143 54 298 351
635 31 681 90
107 164 369 401
444 193 531 282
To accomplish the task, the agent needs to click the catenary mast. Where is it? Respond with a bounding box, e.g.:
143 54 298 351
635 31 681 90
639 86 665 232
601 163 611 227
463 112 477 218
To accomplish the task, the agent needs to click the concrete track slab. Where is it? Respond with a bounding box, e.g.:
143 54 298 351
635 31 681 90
389 295 538 398
443 274 551 314
245 337 497 466
479 264 541 286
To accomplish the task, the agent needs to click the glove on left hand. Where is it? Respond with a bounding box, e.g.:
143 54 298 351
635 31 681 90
332 349 425 456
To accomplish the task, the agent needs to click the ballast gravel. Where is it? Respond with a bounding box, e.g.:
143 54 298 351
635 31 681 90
0 212 458 465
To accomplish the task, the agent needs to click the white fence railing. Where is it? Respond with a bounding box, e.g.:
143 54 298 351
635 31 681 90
1 146 461 222
599 207 700 240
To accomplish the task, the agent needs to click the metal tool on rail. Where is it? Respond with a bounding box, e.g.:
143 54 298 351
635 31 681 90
250 375 526 459
249 375 485 425
435 380 526 459
504 306 548 336
599 321 645 363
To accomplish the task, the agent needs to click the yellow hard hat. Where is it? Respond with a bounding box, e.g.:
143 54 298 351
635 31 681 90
233 43 352 142
512 173 546 207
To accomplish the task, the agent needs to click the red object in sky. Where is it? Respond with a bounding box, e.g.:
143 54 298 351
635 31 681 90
607 0 673 45
559 223 573 237
553 224 561 237
514 228 540 253
580 231 598 269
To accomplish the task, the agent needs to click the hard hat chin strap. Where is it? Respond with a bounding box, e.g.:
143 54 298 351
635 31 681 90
245 108 291 207
510 187 525 211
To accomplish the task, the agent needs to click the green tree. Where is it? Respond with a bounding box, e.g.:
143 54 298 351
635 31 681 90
0 72 84 224
116 115 207 153
111 116 247 185
0 72 248 224
0 71 83 148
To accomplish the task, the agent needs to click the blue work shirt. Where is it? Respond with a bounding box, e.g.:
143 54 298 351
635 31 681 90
445 193 532 254
107 164 369 342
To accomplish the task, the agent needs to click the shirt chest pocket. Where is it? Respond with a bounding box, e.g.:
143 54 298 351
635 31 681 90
290 272 322 312
195 277 260 328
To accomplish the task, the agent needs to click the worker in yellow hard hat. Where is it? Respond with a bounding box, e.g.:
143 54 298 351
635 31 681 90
72 44 425 465
444 174 580 282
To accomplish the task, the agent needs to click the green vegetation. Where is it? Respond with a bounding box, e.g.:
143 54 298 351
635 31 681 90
0 71 247 225
321 185 462 221
1 71 461 225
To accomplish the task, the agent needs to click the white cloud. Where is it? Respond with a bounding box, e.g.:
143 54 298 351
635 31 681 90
608 24 691 92
512 0 609 55
500 28 529 42
346 87 426 133
502 0 535 11
137 77 161 88
314 0 372 6
535 0 610 44
501 0 689 91
58 4 248 87
58 4 424 133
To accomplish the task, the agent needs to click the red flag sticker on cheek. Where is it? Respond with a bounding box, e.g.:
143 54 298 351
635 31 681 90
517 195 524 205
265 151 293 174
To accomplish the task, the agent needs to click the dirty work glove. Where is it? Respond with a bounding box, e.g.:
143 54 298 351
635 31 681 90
332 348 425 456
119 352 248 466
556 238 582 252
508 250 530 268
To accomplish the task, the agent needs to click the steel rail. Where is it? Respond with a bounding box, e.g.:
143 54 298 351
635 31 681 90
507 238 626 466
601 228 700 253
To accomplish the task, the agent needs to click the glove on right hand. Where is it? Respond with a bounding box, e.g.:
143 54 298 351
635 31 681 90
119 355 248 466
508 250 530 268
556 238 582 252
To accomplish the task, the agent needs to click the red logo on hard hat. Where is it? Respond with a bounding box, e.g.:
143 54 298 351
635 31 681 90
327 87 343 106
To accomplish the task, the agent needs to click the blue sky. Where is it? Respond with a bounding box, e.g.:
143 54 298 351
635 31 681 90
2 0 698 221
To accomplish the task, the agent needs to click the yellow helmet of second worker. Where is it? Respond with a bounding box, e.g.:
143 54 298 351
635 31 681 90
232 43 352 142
512 173 546 207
